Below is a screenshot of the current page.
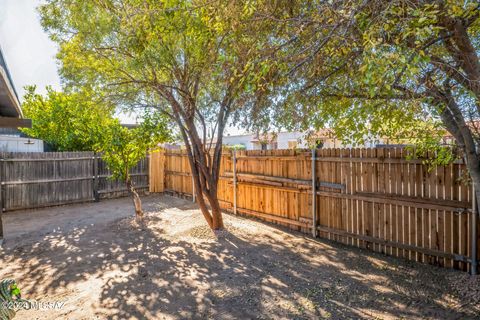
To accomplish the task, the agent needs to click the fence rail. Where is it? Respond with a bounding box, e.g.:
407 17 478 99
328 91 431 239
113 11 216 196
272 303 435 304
149 148 480 273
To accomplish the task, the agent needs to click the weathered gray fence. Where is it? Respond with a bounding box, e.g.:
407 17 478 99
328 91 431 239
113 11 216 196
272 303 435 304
0 151 149 212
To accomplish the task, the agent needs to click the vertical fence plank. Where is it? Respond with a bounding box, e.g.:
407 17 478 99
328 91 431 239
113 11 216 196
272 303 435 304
93 153 99 202
149 150 165 193
459 163 469 271
437 164 445 267
311 149 317 237
453 163 460 269
445 162 454 268
353 148 361 248
343 148 352 246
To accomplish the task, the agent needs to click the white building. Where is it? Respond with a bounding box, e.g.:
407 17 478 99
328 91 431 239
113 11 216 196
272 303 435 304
170 130 390 151
221 130 369 150
0 44 34 151
222 132 309 150
0 129 44 152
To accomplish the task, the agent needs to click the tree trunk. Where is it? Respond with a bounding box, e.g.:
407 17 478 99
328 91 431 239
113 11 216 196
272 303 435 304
164 88 232 231
205 189 224 230
172 114 227 230
191 175 224 230
193 184 214 228
126 177 143 218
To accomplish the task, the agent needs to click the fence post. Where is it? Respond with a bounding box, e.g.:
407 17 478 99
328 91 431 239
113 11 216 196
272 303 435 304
472 184 478 275
191 152 196 203
312 149 317 237
0 157 4 246
93 153 99 202
233 149 237 215
161 150 166 192
146 153 150 192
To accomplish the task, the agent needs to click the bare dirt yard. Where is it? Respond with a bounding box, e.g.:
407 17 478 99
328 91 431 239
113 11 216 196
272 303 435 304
0 194 479 319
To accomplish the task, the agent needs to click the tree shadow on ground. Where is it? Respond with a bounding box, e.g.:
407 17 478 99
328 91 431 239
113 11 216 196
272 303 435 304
0 195 477 319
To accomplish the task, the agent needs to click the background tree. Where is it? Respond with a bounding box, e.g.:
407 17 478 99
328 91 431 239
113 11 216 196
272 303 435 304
40 0 277 229
21 86 116 151
98 112 172 218
21 85 171 217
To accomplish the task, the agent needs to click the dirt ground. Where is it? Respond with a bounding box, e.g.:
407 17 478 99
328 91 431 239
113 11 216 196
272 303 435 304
0 194 479 320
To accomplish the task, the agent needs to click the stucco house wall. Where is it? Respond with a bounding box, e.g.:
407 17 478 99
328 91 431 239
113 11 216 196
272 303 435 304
222 134 255 149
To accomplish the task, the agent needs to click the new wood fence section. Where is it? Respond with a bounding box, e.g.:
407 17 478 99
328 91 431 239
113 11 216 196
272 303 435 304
150 148 479 272
0 151 149 212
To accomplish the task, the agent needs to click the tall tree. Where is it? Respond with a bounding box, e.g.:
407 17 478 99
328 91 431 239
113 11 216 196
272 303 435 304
40 0 276 229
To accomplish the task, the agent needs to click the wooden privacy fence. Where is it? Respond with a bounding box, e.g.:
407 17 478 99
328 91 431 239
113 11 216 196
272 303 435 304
150 148 480 272
0 151 149 212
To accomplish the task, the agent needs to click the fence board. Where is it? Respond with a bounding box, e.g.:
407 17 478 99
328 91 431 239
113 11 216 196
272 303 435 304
152 148 479 272
0 152 148 211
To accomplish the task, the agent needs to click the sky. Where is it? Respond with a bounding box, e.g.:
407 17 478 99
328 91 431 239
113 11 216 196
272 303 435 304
0 0 60 97
0 0 139 123
0 0 244 133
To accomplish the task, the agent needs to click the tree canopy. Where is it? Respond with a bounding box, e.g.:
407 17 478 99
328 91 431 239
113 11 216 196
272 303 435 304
40 0 280 229
99 112 172 182
21 86 117 151
39 0 480 227
235 1 478 165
